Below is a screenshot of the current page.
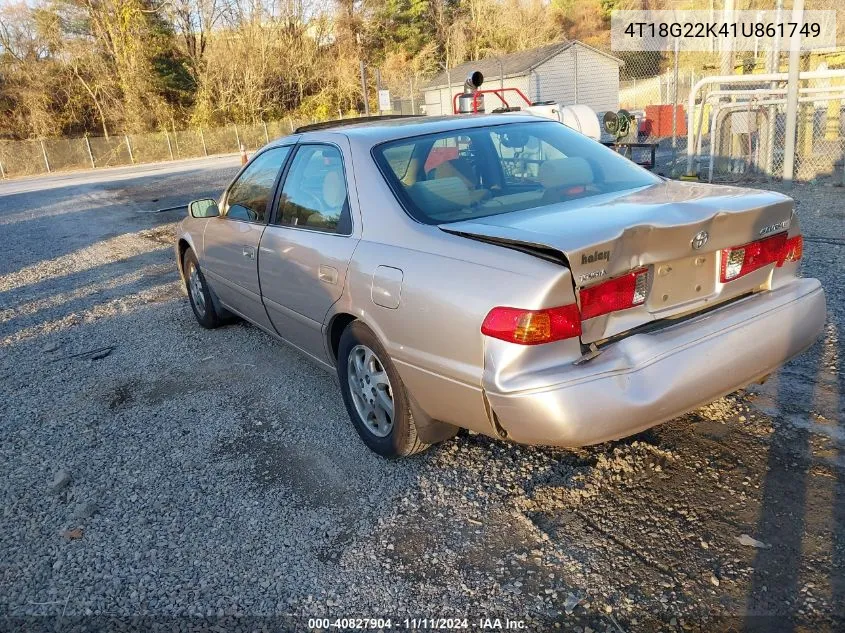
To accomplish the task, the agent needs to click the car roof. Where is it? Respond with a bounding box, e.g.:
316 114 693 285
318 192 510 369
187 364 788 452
269 113 549 149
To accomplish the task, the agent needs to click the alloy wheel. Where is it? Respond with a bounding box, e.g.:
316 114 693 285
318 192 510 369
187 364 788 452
187 262 206 318
346 344 394 437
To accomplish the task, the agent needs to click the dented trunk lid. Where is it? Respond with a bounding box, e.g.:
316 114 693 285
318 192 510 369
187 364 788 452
440 179 795 344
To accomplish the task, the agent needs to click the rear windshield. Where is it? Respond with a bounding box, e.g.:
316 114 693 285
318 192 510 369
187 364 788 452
372 120 659 224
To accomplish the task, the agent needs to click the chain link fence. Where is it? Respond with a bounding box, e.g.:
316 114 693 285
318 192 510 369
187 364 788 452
0 118 314 179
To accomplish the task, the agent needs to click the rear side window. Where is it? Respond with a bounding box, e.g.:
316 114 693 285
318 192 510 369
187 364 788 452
225 147 290 223
276 145 352 235
372 121 659 224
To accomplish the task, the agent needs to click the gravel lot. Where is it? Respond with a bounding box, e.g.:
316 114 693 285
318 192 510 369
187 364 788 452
0 157 842 632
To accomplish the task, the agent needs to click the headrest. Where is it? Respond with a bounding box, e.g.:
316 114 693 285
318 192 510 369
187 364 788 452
322 169 346 208
407 177 471 212
539 157 594 189
434 158 476 187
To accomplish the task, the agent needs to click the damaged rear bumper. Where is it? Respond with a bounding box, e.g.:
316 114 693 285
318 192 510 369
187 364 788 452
484 277 826 447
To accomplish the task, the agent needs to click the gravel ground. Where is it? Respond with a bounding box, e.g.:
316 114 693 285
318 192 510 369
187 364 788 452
0 158 842 632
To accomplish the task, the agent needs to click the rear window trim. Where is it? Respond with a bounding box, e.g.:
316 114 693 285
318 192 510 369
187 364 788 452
370 120 658 226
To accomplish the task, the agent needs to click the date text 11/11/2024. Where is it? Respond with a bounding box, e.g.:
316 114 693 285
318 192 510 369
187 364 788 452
307 618 527 629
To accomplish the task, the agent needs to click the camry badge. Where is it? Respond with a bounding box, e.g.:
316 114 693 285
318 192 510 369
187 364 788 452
760 220 789 236
691 230 709 250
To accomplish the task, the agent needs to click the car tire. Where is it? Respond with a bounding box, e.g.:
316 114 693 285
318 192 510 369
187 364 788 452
183 249 223 329
337 321 430 458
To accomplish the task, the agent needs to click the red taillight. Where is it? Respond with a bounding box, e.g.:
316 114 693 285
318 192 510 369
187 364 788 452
720 233 795 282
580 268 649 320
481 304 581 345
780 235 803 265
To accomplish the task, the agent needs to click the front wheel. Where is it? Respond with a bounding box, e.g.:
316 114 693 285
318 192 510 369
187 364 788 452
183 249 223 329
337 321 430 458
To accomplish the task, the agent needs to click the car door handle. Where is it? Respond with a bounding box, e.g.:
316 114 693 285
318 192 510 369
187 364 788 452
318 265 338 285
242 246 256 259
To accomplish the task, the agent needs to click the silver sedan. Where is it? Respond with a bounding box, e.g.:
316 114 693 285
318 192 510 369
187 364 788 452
176 114 826 457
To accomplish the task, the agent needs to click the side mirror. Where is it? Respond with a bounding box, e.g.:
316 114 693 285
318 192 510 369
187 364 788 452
189 199 219 218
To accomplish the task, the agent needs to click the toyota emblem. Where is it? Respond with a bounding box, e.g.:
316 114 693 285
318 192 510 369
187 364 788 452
691 230 709 250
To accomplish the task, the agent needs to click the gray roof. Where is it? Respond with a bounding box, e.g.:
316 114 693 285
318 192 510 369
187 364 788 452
269 113 549 148
423 40 623 90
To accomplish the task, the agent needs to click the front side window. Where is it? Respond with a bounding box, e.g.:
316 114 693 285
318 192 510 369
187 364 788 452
276 145 352 235
225 147 290 223
373 121 660 224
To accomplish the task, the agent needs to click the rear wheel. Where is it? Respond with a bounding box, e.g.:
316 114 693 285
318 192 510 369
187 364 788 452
183 249 223 329
337 321 430 457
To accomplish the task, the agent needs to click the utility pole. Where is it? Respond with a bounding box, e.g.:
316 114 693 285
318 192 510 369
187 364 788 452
782 0 804 185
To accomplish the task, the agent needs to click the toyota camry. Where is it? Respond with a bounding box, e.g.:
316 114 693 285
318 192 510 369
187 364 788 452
176 114 826 457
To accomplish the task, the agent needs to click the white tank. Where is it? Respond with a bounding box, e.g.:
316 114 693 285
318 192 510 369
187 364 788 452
523 103 601 140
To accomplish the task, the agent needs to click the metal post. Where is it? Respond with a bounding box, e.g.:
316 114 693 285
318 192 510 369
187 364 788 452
410 78 416 114
671 38 680 172
360 61 370 116
782 0 804 185
233 124 240 152
40 140 51 173
125 135 134 164
85 136 95 169
198 129 207 157
263 121 269 144
573 48 579 103
0 158 6 179
165 131 175 160
288 117 294 133
720 0 735 76
376 68 382 116
766 0 783 177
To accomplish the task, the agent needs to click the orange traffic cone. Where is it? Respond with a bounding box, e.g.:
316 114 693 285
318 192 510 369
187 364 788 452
240 144 248 165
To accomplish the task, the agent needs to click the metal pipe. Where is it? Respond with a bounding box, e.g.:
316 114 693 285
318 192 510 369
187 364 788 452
685 68 845 174
782 0 804 185
708 86 844 98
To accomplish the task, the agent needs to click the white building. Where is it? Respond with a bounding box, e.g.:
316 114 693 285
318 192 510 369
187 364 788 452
422 40 623 116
